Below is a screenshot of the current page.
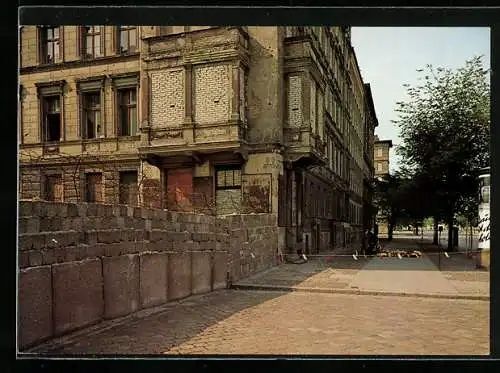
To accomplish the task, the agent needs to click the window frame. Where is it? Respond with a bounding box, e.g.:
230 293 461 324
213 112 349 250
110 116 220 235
215 164 243 215
215 165 242 191
38 26 63 65
81 91 102 140
81 25 105 60
111 73 140 137
76 77 106 140
117 88 138 137
117 25 139 54
36 81 66 144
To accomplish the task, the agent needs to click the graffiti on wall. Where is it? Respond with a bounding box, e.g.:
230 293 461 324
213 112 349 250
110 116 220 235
478 205 490 249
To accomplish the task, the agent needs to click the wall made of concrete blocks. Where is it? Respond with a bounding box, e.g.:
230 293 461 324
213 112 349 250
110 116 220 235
219 213 279 283
17 201 280 350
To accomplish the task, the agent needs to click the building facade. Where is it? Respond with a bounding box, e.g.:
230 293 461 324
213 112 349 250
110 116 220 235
19 25 377 255
374 136 392 177
362 84 378 245
373 136 393 236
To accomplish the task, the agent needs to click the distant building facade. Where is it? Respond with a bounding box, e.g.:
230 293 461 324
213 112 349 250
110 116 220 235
373 135 393 236
18 25 377 255
373 136 392 177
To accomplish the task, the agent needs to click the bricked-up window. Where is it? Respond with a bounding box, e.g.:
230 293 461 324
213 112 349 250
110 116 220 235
44 174 63 201
82 26 103 59
118 88 137 136
42 96 61 142
85 173 103 203
119 171 138 206
82 92 102 139
39 26 61 64
215 166 242 215
118 26 138 54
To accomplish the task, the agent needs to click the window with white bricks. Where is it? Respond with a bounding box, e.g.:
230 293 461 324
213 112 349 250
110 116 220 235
194 64 231 124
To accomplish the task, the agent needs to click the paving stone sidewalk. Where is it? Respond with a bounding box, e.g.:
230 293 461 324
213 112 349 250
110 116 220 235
22 236 489 356
234 238 489 300
25 290 489 355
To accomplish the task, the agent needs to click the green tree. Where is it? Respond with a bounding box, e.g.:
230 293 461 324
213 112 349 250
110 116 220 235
374 173 407 241
394 56 490 250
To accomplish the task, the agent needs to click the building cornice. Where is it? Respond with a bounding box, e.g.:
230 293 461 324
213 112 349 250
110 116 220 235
20 53 140 75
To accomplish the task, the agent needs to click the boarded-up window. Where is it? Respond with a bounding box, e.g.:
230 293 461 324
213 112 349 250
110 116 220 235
193 176 214 213
45 174 63 201
85 173 103 203
166 168 193 212
242 174 271 214
119 171 138 206
216 166 241 215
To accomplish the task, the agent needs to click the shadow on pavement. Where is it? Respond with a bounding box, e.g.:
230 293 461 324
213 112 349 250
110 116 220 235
28 234 487 355
234 234 488 291
29 290 289 355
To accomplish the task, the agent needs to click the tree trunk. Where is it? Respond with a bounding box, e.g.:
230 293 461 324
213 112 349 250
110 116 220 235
470 224 473 251
433 215 439 244
387 209 394 242
447 213 454 251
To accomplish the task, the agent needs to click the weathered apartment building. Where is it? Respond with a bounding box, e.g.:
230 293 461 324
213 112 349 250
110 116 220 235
18 25 377 255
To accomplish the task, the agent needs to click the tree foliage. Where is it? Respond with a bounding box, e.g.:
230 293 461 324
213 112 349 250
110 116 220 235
393 55 490 249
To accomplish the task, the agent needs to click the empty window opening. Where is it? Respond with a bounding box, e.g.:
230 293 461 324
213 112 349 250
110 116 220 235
82 92 102 139
42 96 61 142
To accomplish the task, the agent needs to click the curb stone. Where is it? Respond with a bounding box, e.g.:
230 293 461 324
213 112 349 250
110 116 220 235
231 283 489 301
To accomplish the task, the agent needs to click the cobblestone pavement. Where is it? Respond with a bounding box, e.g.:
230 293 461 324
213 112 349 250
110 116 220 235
236 254 489 298
425 250 490 297
237 256 365 290
31 289 489 356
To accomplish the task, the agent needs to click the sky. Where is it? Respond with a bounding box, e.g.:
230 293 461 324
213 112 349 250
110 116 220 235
351 27 490 172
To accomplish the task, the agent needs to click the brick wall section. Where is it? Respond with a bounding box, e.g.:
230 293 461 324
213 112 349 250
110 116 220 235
20 169 42 200
194 64 231 124
310 82 317 131
17 201 279 350
150 69 185 128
